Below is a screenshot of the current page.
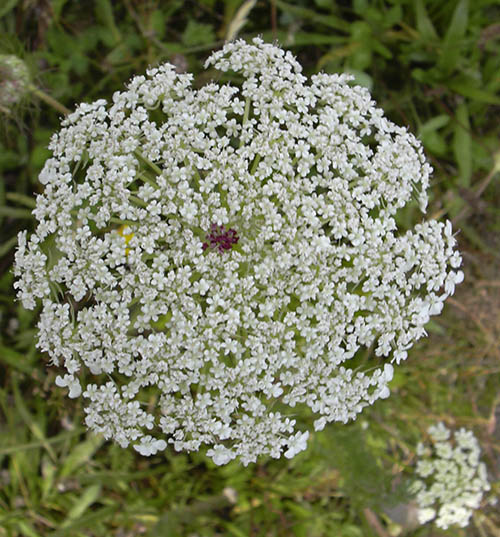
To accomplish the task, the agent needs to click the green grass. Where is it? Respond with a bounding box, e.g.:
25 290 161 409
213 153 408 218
1 1 499 536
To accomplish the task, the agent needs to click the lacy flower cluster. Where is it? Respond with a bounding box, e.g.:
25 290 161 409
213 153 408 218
0 55 30 109
411 423 490 529
14 38 463 465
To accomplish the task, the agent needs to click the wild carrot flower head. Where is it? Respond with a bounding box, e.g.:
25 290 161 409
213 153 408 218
411 423 490 529
14 38 462 465
0 54 30 110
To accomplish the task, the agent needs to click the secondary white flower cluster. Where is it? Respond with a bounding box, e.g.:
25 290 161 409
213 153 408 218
0 55 30 109
411 423 490 529
14 38 462 465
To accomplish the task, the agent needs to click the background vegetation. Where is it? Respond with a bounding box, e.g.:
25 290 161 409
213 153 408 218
0 0 499 535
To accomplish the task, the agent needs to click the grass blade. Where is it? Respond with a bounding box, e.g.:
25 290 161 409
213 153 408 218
415 0 438 41
439 0 468 74
453 102 472 187
226 0 257 42
60 484 102 528
60 433 105 478
275 0 347 32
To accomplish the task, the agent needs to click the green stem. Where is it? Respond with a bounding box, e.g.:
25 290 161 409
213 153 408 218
137 171 159 189
185 158 202 189
134 150 163 176
239 97 251 149
129 195 148 208
109 217 138 226
28 84 70 116
250 154 261 175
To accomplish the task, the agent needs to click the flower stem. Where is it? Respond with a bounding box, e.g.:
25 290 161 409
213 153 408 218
110 217 138 226
129 195 148 208
134 150 163 176
137 171 159 189
239 97 251 149
28 84 70 116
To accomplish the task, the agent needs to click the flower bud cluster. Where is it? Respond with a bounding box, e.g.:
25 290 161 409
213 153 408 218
0 55 30 109
411 423 490 529
14 38 462 465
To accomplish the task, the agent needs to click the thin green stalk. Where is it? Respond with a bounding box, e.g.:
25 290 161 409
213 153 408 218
129 195 148 208
28 84 70 116
134 150 163 176
250 154 261 175
109 217 138 226
137 171 160 189
239 97 251 149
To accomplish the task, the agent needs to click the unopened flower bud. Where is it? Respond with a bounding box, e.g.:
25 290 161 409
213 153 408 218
0 55 30 110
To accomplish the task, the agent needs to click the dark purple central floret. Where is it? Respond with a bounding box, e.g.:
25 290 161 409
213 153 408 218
202 223 239 253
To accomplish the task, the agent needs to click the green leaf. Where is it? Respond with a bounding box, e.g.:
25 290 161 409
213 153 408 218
0 147 21 169
13 378 56 460
350 20 371 40
52 0 70 22
223 522 249 537
384 4 402 27
275 0 347 32
420 131 447 156
460 223 498 255
448 79 500 105
46 27 74 57
0 0 19 18
15 520 41 537
104 44 129 66
50 506 117 536
79 27 101 52
60 434 105 478
418 114 450 133
372 40 393 59
0 206 33 218
414 0 438 41
418 115 450 157
60 484 102 528
226 0 257 42
353 0 368 15
349 21 374 70
438 0 468 74
41 455 57 500
30 145 52 171
285 500 312 519
345 69 373 90
6 192 36 208
94 0 121 45
290 33 347 46
453 102 472 187
0 429 83 456
0 345 34 374
150 10 167 40
314 0 333 7
426 319 446 335
0 236 18 257
181 20 215 47
69 52 89 76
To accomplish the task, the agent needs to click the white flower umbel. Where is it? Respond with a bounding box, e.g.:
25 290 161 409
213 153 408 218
0 55 30 109
411 423 490 529
14 38 462 465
